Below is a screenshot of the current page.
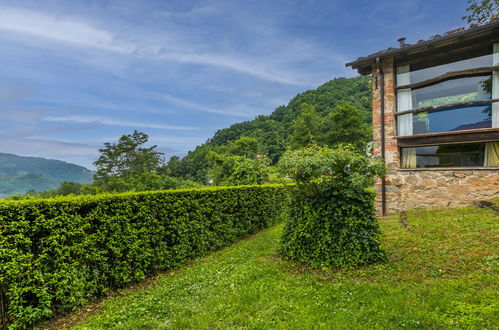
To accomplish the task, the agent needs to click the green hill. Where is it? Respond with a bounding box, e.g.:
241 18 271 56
168 76 372 182
0 153 93 197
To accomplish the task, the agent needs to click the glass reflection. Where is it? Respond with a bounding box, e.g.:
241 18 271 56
396 54 494 86
411 75 491 108
412 104 492 134
404 143 486 168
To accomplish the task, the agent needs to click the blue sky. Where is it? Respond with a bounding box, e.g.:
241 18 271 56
0 0 468 169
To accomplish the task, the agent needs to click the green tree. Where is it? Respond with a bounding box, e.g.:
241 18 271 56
207 137 272 186
323 103 371 149
56 181 83 195
462 0 499 24
173 76 372 179
289 104 324 149
93 130 164 192
225 136 259 157
161 156 185 177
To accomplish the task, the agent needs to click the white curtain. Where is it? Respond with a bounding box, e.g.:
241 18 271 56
401 147 417 168
493 43 499 128
396 65 411 86
397 65 413 136
484 142 499 166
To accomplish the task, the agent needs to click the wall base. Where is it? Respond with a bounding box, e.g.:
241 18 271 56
375 169 499 214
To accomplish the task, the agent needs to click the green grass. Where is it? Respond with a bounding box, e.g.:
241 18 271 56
64 205 497 329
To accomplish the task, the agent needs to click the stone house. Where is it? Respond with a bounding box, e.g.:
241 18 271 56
346 20 499 215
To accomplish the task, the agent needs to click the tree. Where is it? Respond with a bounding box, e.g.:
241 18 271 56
462 0 499 24
322 103 371 149
207 137 272 186
56 181 83 195
93 130 164 192
161 156 185 177
225 136 259 157
288 104 324 149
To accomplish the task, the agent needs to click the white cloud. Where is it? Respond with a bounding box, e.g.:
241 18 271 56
0 6 307 85
154 93 253 117
0 7 132 53
43 115 198 131
0 138 97 157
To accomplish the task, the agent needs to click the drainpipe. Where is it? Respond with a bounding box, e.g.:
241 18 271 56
376 57 387 216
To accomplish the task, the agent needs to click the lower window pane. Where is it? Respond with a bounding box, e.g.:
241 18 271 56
401 143 491 168
413 104 492 134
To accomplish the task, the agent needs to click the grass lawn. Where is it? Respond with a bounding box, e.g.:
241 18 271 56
55 204 497 329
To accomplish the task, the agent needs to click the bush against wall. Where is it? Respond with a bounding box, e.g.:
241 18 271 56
0 185 285 328
277 145 387 268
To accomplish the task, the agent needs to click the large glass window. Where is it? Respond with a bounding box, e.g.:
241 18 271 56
400 141 499 168
411 75 491 108
396 45 499 136
412 104 492 134
400 54 495 86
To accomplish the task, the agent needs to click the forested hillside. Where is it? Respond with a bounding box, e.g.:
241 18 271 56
0 153 93 197
166 76 372 183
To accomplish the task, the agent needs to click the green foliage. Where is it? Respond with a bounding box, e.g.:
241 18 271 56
323 103 371 149
74 205 498 329
224 136 260 157
208 154 271 186
0 185 285 328
160 156 184 177
207 137 272 186
53 181 84 195
288 104 323 149
93 130 164 192
278 145 386 188
277 145 386 268
462 0 499 24
173 76 371 181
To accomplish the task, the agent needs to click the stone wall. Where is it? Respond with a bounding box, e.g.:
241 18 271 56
377 169 499 213
370 58 499 214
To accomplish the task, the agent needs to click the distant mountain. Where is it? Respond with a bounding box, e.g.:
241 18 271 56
0 153 93 197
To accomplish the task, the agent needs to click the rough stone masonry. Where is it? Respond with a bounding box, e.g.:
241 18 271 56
371 59 499 214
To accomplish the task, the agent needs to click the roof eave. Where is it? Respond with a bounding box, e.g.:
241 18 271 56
345 20 499 75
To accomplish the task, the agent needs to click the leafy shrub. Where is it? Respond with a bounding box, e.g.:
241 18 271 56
207 137 273 186
277 145 387 268
0 185 285 328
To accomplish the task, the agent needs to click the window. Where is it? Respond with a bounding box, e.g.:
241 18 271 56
396 45 499 136
403 53 495 85
412 104 492 134
400 141 499 168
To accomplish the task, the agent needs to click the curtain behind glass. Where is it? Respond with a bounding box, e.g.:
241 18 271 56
397 65 414 136
401 147 417 168
484 142 499 166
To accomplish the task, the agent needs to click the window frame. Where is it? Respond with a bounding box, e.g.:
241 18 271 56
398 141 499 169
395 51 499 137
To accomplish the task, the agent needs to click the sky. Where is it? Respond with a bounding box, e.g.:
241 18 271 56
0 0 469 169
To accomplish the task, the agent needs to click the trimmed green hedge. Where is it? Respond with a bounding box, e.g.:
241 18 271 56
280 181 385 268
0 185 285 328
277 145 387 268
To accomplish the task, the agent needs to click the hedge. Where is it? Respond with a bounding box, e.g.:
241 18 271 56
280 181 386 268
0 184 285 328
277 145 387 268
